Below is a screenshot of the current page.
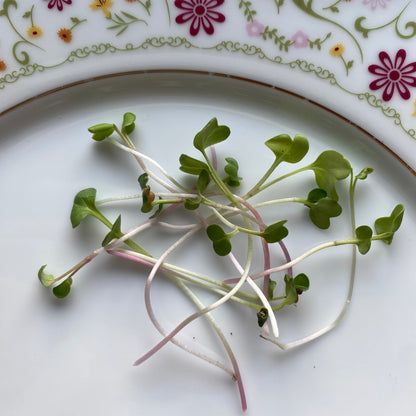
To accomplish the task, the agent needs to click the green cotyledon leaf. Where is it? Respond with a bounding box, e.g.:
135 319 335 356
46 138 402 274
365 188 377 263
52 277 73 299
261 220 288 243
88 123 114 141
374 204 404 244
307 151 351 201
193 118 230 152
179 154 209 175
265 134 309 164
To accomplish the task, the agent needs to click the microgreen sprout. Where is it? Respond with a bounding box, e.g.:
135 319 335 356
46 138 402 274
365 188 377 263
37 113 404 412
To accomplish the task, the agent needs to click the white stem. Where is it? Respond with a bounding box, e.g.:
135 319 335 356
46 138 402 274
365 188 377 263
251 241 336 280
206 206 240 231
111 248 253 295
252 197 301 209
157 221 200 231
156 192 198 199
107 138 184 192
142 228 235 374
133 236 253 366
228 253 279 338
96 194 141 205
105 221 154 250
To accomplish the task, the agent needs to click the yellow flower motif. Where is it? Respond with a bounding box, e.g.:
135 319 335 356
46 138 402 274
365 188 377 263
58 28 73 43
329 43 345 57
412 99 416 116
90 0 114 17
27 25 43 38
0 60 7 71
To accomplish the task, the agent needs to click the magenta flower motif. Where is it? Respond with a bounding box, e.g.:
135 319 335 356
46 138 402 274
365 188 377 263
362 0 390 10
246 20 265 37
291 30 309 48
44 0 72 11
368 49 416 101
175 0 225 36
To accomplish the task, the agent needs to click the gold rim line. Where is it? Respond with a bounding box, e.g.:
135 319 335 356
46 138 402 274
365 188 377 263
1 68 415 177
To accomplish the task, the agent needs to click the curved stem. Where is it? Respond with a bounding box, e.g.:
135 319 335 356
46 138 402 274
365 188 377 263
107 135 184 193
228 252 279 338
261 171 360 350
132 234 253 367
107 249 262 306
173 279 247 412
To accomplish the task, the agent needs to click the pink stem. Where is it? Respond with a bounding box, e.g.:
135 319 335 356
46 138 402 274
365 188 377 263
278 240 293 277
210 145 218 171
107 248 247 411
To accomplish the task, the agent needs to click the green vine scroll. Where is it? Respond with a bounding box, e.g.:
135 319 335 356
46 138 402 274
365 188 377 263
292 0 363 62
0 1 44 65
354 2 416 40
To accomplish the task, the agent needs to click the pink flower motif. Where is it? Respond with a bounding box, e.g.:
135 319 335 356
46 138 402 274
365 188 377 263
174 0 225 36
368 49 416 101
291 30 309 48
246 20 265 37
362 0 390 10
44 0 72 11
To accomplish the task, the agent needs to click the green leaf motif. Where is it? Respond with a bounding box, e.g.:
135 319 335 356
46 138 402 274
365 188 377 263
179 154 209 175
38 265 55 287
265 134 309 164
122 11 137 20
308 151 351 201
355 225 373 254
3 0 18 13
374 204 404 244
53 278 73 299
193 118 230 152
354 16 370 38
262 220 288 243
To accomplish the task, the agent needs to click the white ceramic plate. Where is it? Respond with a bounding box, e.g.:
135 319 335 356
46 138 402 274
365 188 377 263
1 72 416 415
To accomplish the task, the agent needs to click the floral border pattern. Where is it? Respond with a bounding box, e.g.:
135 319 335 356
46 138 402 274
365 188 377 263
0 0 415 139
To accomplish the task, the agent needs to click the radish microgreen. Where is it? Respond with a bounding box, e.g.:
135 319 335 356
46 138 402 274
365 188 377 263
37 112 404 412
